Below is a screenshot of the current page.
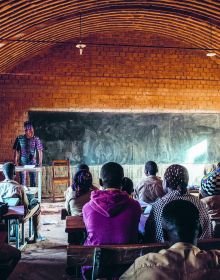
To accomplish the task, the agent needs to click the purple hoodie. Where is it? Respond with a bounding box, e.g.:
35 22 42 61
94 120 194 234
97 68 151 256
83 189 142 245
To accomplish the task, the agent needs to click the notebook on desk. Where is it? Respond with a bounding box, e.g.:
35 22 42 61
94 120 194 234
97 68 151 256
24 165 36 169
2 197 20 206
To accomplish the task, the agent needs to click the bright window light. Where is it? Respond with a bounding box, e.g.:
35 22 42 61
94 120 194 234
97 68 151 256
186 139 207 163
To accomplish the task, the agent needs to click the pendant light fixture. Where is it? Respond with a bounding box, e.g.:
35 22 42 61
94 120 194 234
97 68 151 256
76 13 86 55
206 22 216 57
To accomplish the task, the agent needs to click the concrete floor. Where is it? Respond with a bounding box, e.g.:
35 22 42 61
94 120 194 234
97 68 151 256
8 201 75 280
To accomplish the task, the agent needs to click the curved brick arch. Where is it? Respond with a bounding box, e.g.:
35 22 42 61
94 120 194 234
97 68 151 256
0 1 220 72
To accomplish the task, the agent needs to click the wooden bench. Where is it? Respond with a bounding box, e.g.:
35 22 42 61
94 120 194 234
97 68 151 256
67 243 167 279
67 239 220 279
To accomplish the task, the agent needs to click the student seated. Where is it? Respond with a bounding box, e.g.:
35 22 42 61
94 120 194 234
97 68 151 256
0 162 44 242
144 164 212 242
200 162 220 197
134 161 164 203
121 177 134 197
121 200 220 279
65 169 93 216
200 165 220 237
83 162 142 245
75 163 90 172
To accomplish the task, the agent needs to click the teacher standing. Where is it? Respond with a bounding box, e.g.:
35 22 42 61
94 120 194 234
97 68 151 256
13 121 43 187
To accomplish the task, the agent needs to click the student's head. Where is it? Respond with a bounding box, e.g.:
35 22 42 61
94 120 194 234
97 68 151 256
100 162 124 189
121 177 134 195
163 164 189 194
145 161 158 176
24 121 34 138
72 169 93 197
2 162 16 180
76 163 89 172
162 200 201 245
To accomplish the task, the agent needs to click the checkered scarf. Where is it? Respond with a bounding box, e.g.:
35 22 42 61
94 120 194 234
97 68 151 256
201 170 220 196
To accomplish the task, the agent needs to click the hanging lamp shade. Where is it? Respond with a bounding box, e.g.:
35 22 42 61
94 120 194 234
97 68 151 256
76 13 86 55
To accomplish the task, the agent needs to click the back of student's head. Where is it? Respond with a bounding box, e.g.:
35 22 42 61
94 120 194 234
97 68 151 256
122 177 134 195
164 164 189 194
72 169 93 197
76 163 89 172
2 162 15 179
162 200 200 244
145 161 158 175
100 162 124 189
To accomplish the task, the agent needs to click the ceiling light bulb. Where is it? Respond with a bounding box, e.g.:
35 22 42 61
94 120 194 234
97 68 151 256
206 52 216 57
76 42 86 55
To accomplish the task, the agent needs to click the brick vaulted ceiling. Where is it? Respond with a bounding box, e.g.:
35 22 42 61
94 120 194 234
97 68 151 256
0 0 220 73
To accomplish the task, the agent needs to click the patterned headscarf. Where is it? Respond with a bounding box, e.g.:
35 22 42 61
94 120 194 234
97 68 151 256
201 170 220 197
164 164 189 193
72 169 93 197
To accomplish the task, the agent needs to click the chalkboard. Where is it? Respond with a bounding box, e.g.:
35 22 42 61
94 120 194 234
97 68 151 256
29 112 220 165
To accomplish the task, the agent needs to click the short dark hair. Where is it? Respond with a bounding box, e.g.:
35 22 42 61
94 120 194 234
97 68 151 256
76 163 89 172
2 162 15 179
145 161 158 175
121 177 134 195
100 162 124 188
24 121 33 130
162 200 200 243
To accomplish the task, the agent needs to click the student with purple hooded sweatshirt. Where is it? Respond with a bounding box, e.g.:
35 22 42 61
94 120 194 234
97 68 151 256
83 162 142 245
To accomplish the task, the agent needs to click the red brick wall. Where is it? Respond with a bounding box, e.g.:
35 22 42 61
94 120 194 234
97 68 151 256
0 32 220 162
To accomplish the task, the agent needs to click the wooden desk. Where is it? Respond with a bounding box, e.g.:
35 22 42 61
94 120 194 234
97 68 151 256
2 205 35 250
0 165 42 202
67 239 220 279
3 206 25 249
189 189 200 197
65 214 150 244
65 216 85 233
3 205 25 219
65 216 86 244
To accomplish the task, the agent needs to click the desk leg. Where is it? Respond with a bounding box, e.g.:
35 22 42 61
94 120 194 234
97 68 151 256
15 219 20 249
38 170 42 203
7 219 10 242
21 222 25 246
29 217 33 238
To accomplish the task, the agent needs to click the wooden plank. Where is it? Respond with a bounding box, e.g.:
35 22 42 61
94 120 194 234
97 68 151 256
2 206 24 219
197 238 220 250
65 216 85 233
67 238 220 266
67 243 167 266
